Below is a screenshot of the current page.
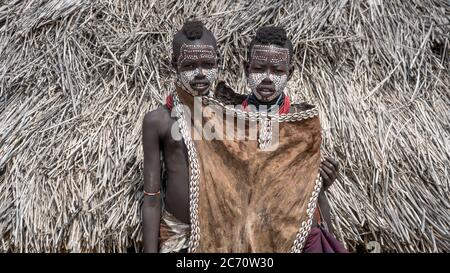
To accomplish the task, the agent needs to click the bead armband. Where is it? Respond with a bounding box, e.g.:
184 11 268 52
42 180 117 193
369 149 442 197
143 190 161 196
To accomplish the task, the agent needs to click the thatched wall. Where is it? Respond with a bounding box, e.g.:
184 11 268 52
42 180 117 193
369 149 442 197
0 0 448 252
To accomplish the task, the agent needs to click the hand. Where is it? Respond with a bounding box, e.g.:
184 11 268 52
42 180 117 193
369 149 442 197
320 157 339 190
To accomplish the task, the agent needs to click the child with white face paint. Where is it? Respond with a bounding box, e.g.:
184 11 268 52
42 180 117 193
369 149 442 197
142 20 221 253
237 26 346 252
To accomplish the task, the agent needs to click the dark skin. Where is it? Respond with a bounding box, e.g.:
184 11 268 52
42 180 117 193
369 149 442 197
245 44 340 230
142 35 217 253
142 38 339 253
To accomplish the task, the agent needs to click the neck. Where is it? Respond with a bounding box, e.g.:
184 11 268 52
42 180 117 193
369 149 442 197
248 93 284 107
242 92 291 114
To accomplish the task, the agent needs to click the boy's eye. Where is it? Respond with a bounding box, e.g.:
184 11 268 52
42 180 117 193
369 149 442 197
272 65 287 74
203 62 214 68
183 63 195 69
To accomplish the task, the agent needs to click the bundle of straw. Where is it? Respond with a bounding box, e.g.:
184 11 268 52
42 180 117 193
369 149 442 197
0 0 448 252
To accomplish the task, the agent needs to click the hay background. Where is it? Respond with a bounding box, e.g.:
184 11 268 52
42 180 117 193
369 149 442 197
0 0 449 252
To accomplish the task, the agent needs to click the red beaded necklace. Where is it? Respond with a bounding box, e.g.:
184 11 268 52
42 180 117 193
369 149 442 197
166 94 291 114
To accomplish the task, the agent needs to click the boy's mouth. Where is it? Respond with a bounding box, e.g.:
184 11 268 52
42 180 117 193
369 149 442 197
256 85 276 98
190 80 210 93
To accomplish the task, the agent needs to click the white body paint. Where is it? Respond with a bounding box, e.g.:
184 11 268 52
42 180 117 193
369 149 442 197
179 67 217 95
177 44 218 96
247 44 290 101
248 72 287 101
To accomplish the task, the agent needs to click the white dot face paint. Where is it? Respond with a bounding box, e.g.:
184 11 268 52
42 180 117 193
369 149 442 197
248 72 287 101
179 67 218 95
177 44 218 96
247 45 290 101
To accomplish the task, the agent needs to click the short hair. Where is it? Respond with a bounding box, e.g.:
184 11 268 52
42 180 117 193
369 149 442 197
172 20 217 66
181 20 204 39
248 26 294 63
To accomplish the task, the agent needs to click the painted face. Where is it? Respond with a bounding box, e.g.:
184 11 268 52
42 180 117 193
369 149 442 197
248 45 290 102
177 44 218 96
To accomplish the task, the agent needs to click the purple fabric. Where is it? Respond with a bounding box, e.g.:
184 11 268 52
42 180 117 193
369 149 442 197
303 226 348 253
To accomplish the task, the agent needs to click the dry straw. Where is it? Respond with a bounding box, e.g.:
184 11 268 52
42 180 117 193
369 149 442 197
0 0 449 252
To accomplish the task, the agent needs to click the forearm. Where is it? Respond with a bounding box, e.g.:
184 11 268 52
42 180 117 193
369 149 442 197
142 196 161 253
317 188 333 234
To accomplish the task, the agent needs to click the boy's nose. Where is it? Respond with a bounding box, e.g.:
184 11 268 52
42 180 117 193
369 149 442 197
261 77 273 85
195 67 206 78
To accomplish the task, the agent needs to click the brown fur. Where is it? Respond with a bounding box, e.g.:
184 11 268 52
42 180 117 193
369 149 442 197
178 90 321 252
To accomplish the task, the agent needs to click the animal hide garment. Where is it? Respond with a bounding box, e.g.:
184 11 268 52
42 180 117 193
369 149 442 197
177 90 322 253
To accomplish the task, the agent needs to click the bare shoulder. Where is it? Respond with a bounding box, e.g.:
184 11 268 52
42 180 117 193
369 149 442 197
290 102 315 112
143 106 174 137
214 81 247 105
